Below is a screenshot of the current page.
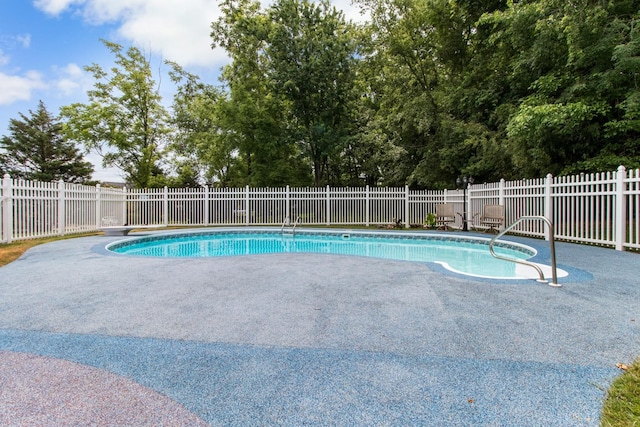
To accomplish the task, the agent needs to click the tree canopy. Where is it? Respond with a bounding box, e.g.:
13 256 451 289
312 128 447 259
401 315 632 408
0 101 94 183
4 0 639 189
60 40 170 188
209 0 358 186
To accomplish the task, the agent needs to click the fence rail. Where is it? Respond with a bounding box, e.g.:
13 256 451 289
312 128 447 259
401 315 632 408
1 165 638 250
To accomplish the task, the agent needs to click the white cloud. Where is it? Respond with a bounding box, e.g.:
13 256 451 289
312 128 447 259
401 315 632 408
0 33 33 50
74 0 225 68
53 63 92 96
34 0 366 70
35 0 225 68
33 0 85 15
114 0 227 68
0 71 47 105
77 0 141 24
16 34 32 48
0 50 9 67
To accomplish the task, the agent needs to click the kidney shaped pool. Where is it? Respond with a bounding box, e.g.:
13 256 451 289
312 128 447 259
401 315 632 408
106 229 567 281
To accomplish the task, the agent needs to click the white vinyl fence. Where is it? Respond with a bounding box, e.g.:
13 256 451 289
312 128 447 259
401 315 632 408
1 165 639 250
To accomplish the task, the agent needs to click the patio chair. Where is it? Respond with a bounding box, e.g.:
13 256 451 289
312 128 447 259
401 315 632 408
435 203 456 230
479 204 505 233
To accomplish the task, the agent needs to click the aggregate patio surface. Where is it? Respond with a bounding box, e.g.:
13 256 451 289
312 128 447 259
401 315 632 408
0 228 638 426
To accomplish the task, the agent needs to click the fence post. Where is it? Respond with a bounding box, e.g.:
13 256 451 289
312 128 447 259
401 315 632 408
58 179 66 236
405 185 410 228
365 185 370 227
122 187 128 226
245 185 250 225
615 165 627 251
203 185 209 226
286 185 290 222
326 185 330 226
2 174 13 243
544 174 553 241
162 186 168 226
499 179 505 205
96 184 102 228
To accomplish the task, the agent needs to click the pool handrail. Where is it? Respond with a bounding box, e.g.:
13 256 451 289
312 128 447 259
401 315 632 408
489 215 561 287
280 216 289 232
281 216 301 235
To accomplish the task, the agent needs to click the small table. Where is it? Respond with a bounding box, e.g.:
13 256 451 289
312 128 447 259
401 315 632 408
457 212 478 232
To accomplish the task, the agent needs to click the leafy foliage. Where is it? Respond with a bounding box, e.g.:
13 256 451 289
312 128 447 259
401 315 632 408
167 62 230 186
210 0 358 186
60 40 169 188
465 0 640 177
267 0 358 185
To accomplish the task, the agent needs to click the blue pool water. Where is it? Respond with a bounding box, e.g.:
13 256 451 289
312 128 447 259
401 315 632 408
107 230 549 280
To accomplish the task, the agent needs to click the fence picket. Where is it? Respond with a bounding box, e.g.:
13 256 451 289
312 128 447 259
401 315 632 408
1 167 639 250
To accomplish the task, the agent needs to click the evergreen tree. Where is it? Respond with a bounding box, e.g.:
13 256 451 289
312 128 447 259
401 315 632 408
0 101 94 183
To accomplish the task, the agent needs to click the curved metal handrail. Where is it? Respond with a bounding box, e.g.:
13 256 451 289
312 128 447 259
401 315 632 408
280 216 290 232
281 215 301 235
291 215 300 231
489 215 561 287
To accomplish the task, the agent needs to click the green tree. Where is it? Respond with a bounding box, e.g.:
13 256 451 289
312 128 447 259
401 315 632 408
267 0 359 185
168 62 230 186
60 40 170 188
211 0 359 187
0 100 94 183
468 0 640 176
211 0 312 186
356 0 640 183
592 5 640 172
356 0 481 188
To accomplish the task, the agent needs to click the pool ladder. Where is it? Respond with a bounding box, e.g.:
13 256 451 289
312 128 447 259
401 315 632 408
489 215 561 287
281 216 300 236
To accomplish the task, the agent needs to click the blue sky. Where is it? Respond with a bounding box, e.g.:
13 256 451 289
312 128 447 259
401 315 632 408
0 0 366 182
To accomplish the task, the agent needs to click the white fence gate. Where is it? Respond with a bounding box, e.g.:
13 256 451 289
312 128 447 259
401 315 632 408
1 166 639 251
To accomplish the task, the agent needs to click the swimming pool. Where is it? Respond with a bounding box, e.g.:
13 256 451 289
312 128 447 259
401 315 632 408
107 229 565 280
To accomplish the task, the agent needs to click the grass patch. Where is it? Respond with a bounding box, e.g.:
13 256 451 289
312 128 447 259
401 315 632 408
601 358 640 426
0 233 99 267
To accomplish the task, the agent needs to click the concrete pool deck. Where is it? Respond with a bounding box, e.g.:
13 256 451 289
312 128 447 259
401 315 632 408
0 228 638 426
